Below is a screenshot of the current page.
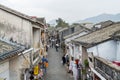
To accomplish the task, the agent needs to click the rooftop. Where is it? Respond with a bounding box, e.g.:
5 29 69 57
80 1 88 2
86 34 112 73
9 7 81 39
0 38 25 61
94 20 114 28
58 27 69 32
63 28 88 39
74 22 120 47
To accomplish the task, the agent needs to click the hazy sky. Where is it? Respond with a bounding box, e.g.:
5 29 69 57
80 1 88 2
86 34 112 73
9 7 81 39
1 0 120 23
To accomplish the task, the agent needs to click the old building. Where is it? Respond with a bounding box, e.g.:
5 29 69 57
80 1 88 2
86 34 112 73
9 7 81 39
0 4 46 80
63 26 91 59
0 39 26 80
73 22 120 80
56 25 77 43
92 20 114 31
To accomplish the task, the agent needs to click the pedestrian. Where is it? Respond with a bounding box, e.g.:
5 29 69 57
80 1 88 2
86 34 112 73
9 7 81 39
72 62 78 80
65 55 69 72
51 38 55 48
75 59 79 68
38 69 44 80
65 55 69 64
46 45 48 52
55 42 59 52
62 54 66 65
78 60 82 79
69 57 74 75
42 56 48 63
29 70 34 80
42 56 48 74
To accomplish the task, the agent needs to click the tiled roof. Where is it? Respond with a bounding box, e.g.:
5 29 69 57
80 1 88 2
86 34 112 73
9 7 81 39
58 26 76 32
74 22 120 47
111 30 120 40
56 27 63 31
94 20 114 28
0 39 25 61
63 24 92 39
58 27 69 32
63 29 87 39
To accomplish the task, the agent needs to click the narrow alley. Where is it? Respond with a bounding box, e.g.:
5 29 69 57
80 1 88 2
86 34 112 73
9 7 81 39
1 1 120 80
44 47 73 80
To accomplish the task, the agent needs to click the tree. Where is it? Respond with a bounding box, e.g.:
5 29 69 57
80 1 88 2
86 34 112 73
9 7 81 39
56 18 69 27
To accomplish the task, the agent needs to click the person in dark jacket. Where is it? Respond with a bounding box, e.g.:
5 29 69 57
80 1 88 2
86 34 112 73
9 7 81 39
62 54 66 65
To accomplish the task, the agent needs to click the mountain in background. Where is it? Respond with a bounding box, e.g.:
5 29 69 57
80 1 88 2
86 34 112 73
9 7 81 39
76 13 120 23
48 13 120 26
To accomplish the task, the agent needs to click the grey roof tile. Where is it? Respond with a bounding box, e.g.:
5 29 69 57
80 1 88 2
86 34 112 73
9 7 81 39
74 22 120 47
0 39 25 61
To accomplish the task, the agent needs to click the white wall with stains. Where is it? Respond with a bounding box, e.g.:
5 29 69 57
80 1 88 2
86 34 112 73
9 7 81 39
116 41 120 61
0 6 44 80
0 9 32 46
0 61 9 80
87 40 117 61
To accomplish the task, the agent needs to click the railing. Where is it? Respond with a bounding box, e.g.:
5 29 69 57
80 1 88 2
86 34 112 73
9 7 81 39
94 57 120 80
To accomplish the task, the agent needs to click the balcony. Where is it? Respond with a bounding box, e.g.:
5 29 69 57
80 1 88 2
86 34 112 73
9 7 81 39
94 57 120 80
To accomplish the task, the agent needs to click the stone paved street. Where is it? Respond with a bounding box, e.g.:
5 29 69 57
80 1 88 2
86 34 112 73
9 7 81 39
44 47 73 80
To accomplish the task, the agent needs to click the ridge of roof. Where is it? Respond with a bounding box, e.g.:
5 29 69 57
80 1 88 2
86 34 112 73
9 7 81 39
63 24 93 39
64 29 87 39
0 38 25 61
73 22 120 47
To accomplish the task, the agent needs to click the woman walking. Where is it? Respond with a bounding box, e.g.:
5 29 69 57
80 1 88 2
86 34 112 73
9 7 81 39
72 62 78 80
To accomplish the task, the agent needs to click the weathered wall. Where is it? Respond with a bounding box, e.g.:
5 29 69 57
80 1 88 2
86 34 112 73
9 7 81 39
82 46 88 65
33 27 40 48
9 52 30 80
0 8 32 80
0 7 43 80
87 40 117 61
0 61 9 80
73 44 81 59
116 41 120 61
0 9 32 46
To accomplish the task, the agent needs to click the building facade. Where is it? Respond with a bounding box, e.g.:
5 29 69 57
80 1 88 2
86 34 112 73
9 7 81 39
74 22 120 80
0 4 46 80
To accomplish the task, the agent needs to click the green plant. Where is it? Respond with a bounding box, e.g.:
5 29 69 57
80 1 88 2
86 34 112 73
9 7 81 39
84 59 89 68
82 68 86 74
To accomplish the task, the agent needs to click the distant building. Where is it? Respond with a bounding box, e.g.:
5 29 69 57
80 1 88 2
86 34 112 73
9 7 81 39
57 23 92 43
92 20 114 31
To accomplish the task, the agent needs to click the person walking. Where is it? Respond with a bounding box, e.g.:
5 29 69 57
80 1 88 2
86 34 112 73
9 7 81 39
51 38 55 48
69 57 74 74
29 70 34 80
72 62 78 80
65 55 69 72
62 54 66 65
78 60 82 79
55 42 59 52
